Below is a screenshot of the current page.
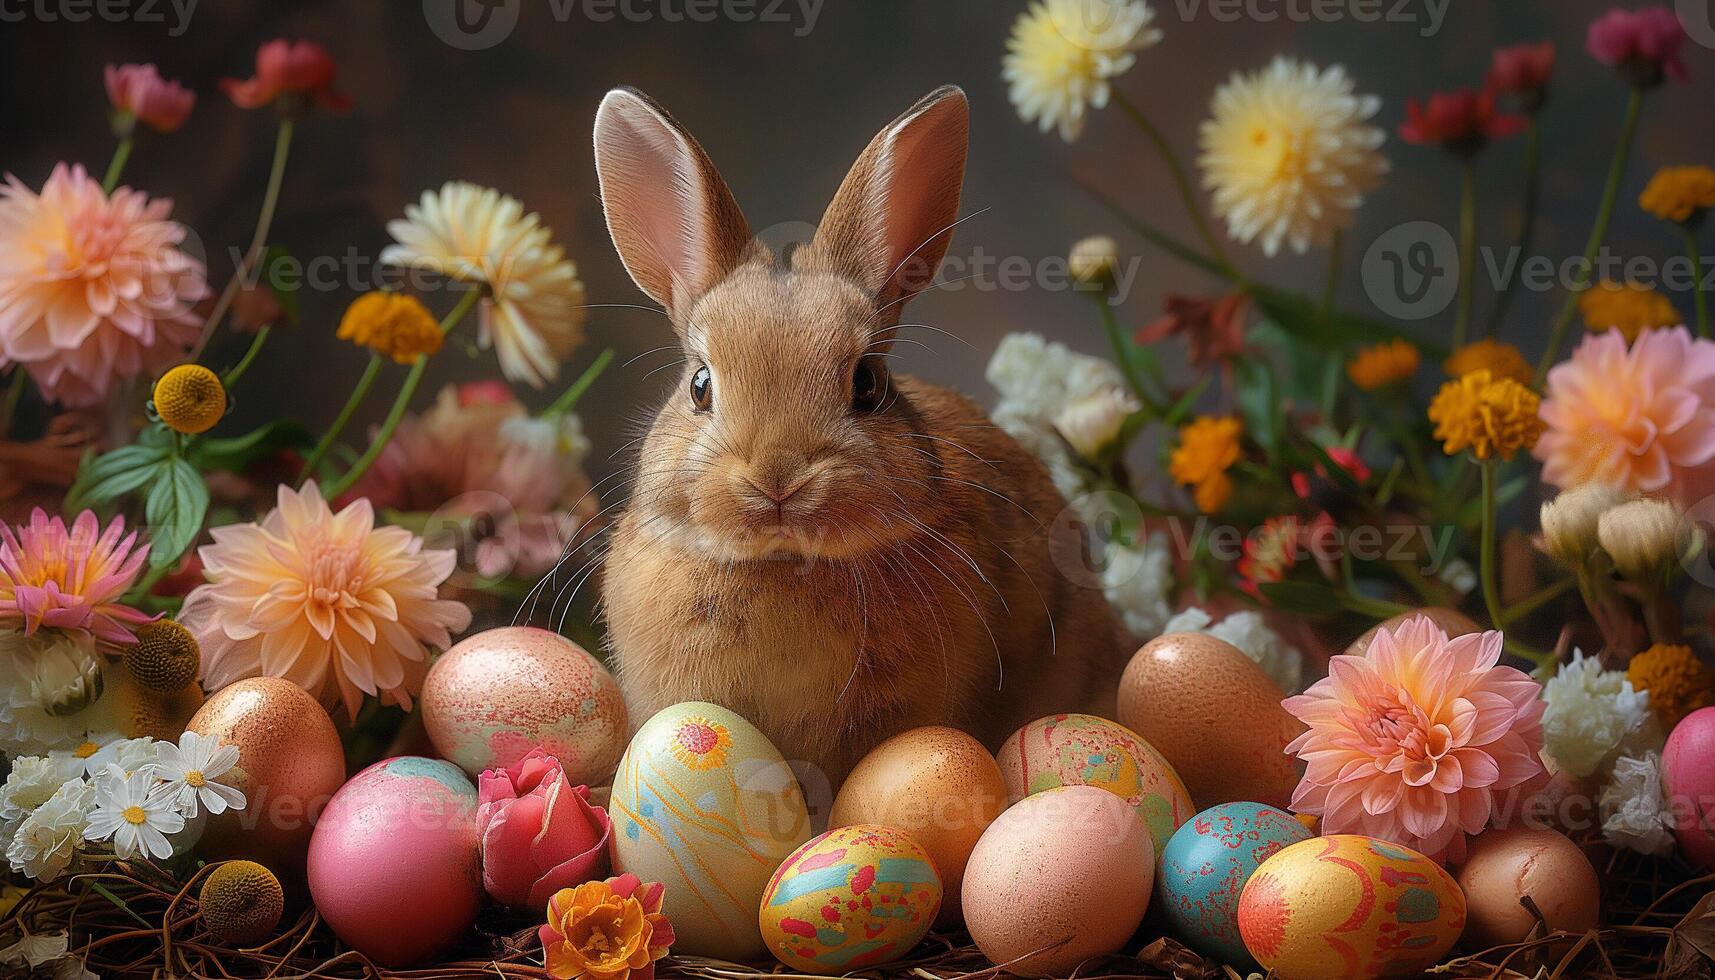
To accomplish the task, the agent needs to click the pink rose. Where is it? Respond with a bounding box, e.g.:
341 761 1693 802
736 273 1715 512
476 748 612 910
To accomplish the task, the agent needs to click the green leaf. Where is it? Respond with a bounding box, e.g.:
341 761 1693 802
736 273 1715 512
66 442 172 511
1233 357 1281 462
191 419 313 474
1258 579 1343 616
1162 376 1213 428
145 457 209 568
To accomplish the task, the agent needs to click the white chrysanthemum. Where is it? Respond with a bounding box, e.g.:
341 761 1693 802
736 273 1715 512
1100 533 1174 637
1163 607 1304 694
1198 57 1388 256
1004 0 1163 141
151 731 245 818
1541 651 1662 778
380 182 587 388
0 755 81 823
6 779 91 882
1600 752 1676 856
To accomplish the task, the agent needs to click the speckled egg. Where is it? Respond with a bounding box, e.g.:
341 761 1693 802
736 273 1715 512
1456 827 1599 948
1118 633 1304 808
759 825 942 973
188 678 346 871
1238 835 1466 980
609 702 812 960
1346 609 1480 658
1663 706 1715 868
830 726 1006 927
422 626 628 784
306 757 481 967
961 785 1155 978
1158 802 1315 966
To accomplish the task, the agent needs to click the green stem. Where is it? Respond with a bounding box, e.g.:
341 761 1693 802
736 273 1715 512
1322 230 1343 318
191 118 295 361
1093 297 1163 415
1485 118 1540 337
0 368 25 440
101 138 134 194
1337 591 1412 620
1500 575 1577 627
1452 159 1477 349
299 354 383 482
544 347 617 417
220 325 272 389
1479 460 1505 629
1110 89 1234 275
1682 223 1709 337
1537 87 1645 377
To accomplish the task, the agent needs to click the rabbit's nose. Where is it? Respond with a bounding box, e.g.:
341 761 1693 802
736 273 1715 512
747 472 808 505
743 457 811 505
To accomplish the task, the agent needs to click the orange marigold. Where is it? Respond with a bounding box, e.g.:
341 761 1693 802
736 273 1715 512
1444 338 1533 386
1347 339 1421 390
1639 165 1715 224
1427 369 1545 461
1170 416 1243 513
1628 643 1715 729
1578 280 1681 342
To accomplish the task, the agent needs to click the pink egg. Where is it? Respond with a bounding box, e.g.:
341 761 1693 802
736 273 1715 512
1663 706 1715 868
307 757 481 966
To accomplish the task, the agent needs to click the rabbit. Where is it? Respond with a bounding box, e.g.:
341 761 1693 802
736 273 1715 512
592 84 1127 786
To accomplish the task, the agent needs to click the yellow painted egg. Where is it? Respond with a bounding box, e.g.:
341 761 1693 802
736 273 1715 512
759 825 942 973
1238 835 1466 980
609 702 811 960
996 713 1193 861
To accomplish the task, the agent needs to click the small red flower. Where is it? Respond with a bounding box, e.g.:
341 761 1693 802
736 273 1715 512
221 39 351 113
1399 88 1525 154
1487 42 1555 105
1291 446 1372 500
105 63 196 135
1239 516 1301 598
1136 292 1249 369
1587 6 1687 87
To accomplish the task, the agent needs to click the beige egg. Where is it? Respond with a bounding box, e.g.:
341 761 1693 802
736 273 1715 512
1456 827 1600 948
1117 633 1302 809
1346 607 1481 658
189 678 346 873
829 726 1006 926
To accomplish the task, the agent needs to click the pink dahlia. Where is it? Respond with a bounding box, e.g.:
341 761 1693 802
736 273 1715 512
1535 326 1715 506
1282 616 1545 862
0 164 206 406
0 509 152 648
104 63 196 135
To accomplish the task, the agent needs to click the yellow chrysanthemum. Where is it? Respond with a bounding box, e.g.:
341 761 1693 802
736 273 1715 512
1639 165 1715 224
1003 0 1162 142
1347 339 1420 390
1628 643 1715 729
337 291 443 364
151 364 226 434
1427 369 1545 461
199 860 284 946
124 619 201 693
1444 338 1533 386
1170 415 1243 513
1578 280 1681 343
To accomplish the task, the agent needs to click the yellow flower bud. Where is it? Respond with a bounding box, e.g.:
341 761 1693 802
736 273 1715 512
1540 483 1634 567
152 364 227 434
1069 235 1120 290
199 860 284 946
1597 497 1692 582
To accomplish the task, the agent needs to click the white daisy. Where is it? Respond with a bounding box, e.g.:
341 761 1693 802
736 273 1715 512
151 731 245 818
82 765 183 860
1004 0 1163 141
6 780 92 882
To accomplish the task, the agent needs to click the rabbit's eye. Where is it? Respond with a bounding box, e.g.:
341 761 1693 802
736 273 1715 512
690 365 713 412
852 360 884 413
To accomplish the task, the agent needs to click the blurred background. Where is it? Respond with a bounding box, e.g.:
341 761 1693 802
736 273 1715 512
5 0 1715 484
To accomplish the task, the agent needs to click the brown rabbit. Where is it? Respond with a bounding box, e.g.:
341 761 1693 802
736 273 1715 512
593 85 1125 786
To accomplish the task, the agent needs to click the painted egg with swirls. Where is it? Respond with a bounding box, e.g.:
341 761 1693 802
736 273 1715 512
1238 835 1465 980
759 825 942 973
609 702 811 960
996 713 1193 860
1157 802 1314 966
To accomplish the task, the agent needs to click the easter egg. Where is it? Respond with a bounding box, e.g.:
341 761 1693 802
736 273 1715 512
422 626 628 784
1346 609 1479 658
1662 706 1715 868
996 713 1193 860
829 726 1005 926
1456 827 1599 948
1118 633 1303 808
1238 835 1465 980
1157 802 1315 966
307 757 481 967
759 825 942 973
961 785 1154 977
609 702 812 959
188 678 346 872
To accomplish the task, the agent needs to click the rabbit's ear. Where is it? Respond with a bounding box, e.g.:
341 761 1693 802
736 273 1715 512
594 87 751 321
803 85 969 311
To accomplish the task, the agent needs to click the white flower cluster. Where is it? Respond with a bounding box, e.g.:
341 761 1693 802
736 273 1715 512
0 630 125 759
1600 751 1676 856
1540 651 1663 779
1100 534 1176 639
0 731 244 882
1163 606 1304 694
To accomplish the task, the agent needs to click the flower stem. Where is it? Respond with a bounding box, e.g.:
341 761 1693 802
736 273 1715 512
1682 223 1709 337
1093 296 1163 415
544 347 616 418
1452 160 1478 349
1537 86 1645 377
1485 118 1540 337
299 354 383 482
220 326 272 389
190 118 296 362
1110 89 1234 276
101 137 134 194
1478 459 1505 630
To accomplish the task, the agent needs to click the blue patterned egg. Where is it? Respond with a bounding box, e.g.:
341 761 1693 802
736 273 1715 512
1158 802 1314 966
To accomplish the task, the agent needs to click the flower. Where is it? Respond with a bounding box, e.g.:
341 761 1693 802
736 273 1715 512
1163 607 1303 694
1587 6 1687 87
0 637 123 759
230 281 287 334
0 510 152 647
1597 497 1692 582
477 748 613 911
104 64 195 135
540 874 675 980
1346 338 1420 390
1171 416 1242 513
152 364 227 434
1290 445 1370 501
1398 88 1525 153
1488 42 1555 110
1628 644 1715 729
1540 483 1633 567
1055 388 1140 459
83 764 183 860
0 755 80 824
199 860 285 946
123 619 201 693
381 183 587 388
1427 369 1545 461
1578 280 1681 342
1002 0 1162 142
1068 235 1120 288
220 39 351 112
668 718 733 771
1239 515 1300 597
1444 338 1532 385
1536 327 1715 504
1199 57 1388 256
6 779 90 881
1600 751 1676 855
179 482 473 720
336 291 444 364
1542 650 1660 778
1640 165 1715 224
1282 616 1546 862
987 333 1128 420
0 163 207 406
1135 292 1248 368
151 730 245 818
1100 532 1174 638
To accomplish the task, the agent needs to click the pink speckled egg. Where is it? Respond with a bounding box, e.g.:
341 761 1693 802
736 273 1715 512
1663 706 1715 868
307 757 481 966
422 627 627 784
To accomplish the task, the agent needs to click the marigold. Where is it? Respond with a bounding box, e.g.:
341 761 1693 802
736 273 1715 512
1444 338 1532 385
152 364 226 434
1170 416 1242 513
540 874 675 980
1628 643 1715 729
1579 280 1681 342
1640 165 1715 224
1347 339 1420 390
337 292 442 364
1427 369 1545 461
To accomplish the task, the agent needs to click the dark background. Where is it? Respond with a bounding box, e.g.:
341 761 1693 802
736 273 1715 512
5 0 1715 483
